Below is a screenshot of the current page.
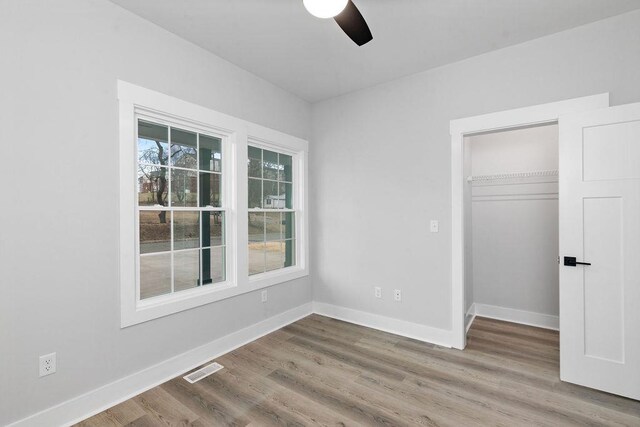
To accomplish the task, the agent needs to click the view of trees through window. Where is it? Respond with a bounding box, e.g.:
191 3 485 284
137 120 225 300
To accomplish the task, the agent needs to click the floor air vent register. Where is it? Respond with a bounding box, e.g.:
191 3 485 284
183 362 224 384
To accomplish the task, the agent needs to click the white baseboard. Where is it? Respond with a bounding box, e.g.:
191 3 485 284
10 300 559 426
11 301 456 427
471 303 559 331
9 303 313 427
312 302 452 348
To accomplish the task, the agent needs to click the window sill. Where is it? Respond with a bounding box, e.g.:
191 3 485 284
122 281 238 328
121 268 309 328
136 280 237 310
248 266 309 290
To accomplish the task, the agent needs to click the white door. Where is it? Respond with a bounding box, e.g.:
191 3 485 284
559 103 640 399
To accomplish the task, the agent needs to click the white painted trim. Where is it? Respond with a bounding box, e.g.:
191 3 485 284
10 301 463 426
10 301 456 426
9 303 313 427
118 81 310 327
465 303 477 333
473 303 559 331
245 138 309 281
312 302 452 348
449 93 609 350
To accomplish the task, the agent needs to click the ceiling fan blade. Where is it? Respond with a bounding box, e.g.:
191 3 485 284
333 0 373 46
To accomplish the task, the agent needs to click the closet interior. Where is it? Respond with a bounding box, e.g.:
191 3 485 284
463 123 560 332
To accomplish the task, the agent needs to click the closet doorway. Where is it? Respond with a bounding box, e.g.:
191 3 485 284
449 94 609 351
451 95 640 400
463 124 559 334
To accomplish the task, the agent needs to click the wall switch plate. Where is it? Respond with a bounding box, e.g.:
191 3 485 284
430 220 439 233
39 353 56 377
374 287 382 298
394 289 402 301
261 290 268 303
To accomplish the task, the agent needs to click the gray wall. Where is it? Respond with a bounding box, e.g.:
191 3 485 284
311 10 640 331
3 2 640 424
468 125 559 316
0 0 311 424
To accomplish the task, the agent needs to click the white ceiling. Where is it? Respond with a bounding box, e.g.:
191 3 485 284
109 0 640 102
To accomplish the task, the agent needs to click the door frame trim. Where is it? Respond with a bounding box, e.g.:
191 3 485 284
448 94 609 350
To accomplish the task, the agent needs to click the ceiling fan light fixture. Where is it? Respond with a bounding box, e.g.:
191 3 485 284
303 0 348 19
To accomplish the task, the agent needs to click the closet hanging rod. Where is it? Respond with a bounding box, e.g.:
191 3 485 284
467 169 558 183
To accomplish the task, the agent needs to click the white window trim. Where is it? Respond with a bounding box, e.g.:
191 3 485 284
246 137 306 281
118 81 309 327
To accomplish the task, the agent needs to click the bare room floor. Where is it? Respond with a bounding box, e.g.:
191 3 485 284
78 315 640 426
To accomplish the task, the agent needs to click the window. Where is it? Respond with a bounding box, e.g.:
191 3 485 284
137 120 226 300
247 145 296 275
118 80 308 327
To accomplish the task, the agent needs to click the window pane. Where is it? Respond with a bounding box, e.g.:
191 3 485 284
284 239 295 267
174 250 200 292
246 146 297 277
137 118 230 304
199 172 221 207
265 212 281 241
279 153 292 182
248 146 262 178
266 241 284 272
248 212 265 242
200 134 222 173
138 121 168 166
248 178 262 209
263 150 279 180
203 212 224 247
282 212 295 239
173 211 200 250
203 246 225 284
265 240 295 271
279 182 293 209
264 180 278 208
140 253 171 300
171 169 198 207
170 128 197 169
138 165 168 206
139 211 170 254
248 242 266 275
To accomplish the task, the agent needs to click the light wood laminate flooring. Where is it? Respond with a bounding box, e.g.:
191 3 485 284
77 315 640 426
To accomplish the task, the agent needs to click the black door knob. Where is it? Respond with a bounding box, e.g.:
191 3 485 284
564 256 591 267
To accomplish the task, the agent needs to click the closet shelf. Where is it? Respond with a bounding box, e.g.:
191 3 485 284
467 169 558 183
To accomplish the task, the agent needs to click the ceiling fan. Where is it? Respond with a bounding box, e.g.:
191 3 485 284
303 0 373 46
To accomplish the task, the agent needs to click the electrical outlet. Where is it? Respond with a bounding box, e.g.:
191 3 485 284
39 353 56 377
374 287 382 298
261 290 268 303
394 289 402 302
